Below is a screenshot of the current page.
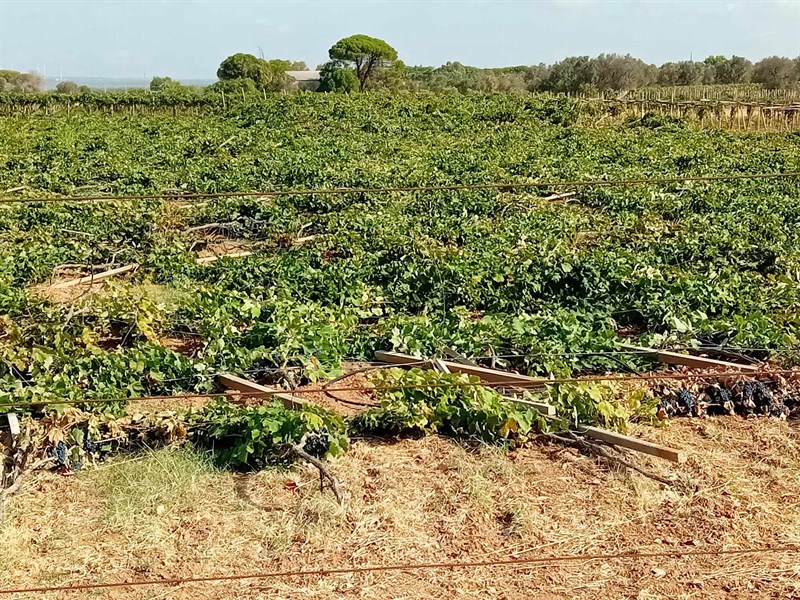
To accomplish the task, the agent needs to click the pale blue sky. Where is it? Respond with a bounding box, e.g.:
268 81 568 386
1 0 799 79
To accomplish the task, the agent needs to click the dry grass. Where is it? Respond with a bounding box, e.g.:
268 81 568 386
2 419 800 599
90 448 218 547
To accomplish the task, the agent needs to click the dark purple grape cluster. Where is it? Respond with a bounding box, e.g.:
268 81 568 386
732 381 786 417
53 441 68 468
658 388 696 417
303 429 330 458
676 389 695 414
705 385 735 415
83 437 98 454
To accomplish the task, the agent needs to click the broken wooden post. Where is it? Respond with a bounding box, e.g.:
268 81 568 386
619 343 760 372
217 374 305 410
432 359 451 374
50 263 139 289
197 251 253 265
5 414 19 437
581 426 685 463
443 348 477 366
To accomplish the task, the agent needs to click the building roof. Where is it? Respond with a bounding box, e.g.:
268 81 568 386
287 71 321 82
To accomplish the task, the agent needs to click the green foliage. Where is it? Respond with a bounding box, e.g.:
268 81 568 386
55 81 80 94
0 70 43 93
329 34 398 91
626 112 685 131
752 56 799 89
193 400 348 468
1 93 800 409
216 53 292 92
205 77 259 96
149 76 186 93
352 368 542 443
318 61 359 93
546 383 657 433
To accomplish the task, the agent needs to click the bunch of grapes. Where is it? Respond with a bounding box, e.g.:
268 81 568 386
52 441 68 469
676 389 695 414
303 428 331 457
705 385 734 415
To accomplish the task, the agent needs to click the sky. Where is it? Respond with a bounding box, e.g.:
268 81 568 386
0 0 799 80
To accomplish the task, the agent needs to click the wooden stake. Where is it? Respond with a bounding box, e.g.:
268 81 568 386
197 251 253 264
4 414 19 437
375 351 556 417
618 344 759 372
50 263 139 289
217 373 305 410
375 351 547 386
432 359 451 374
581 426 686 463
503 396 557 417
442 348 477 366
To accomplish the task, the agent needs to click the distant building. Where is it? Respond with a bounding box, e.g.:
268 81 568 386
287 70 321 91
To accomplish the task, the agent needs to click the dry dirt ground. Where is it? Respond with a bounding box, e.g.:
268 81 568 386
2 418 800 600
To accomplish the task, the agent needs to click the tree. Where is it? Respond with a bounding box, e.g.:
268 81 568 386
540 56 593 93
328 34 398 91
150 76 182 92
703 55 752 84
752 56 798 89
318 61 359 92
591 54 656 91
205 77 259 95
523 64 550 92
55 80 79 93
0 70 43 92
216 53 291 91
290 61 308 71
658 61 706 86
703 55 727 68
370 59 408 92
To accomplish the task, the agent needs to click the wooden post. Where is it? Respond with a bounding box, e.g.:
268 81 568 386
217 373 305 410
582 426 685 463
374 351 555 417
375 351 547 386
50 263 139 289
618 344 760 372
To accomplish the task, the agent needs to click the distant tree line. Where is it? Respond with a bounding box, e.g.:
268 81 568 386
404 54 800 94
5 37 800 97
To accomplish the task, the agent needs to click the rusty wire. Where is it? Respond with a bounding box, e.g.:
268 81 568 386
0 545 795 595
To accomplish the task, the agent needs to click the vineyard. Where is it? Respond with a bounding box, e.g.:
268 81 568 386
2 93 800 597
3 90 800 132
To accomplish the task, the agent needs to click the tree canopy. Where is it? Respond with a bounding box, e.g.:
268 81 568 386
0 70 43 93
329 34 398 91
149 76 183 92
216 53 292 91
55 80 80 93
752 56 798 89
318 61 359 93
